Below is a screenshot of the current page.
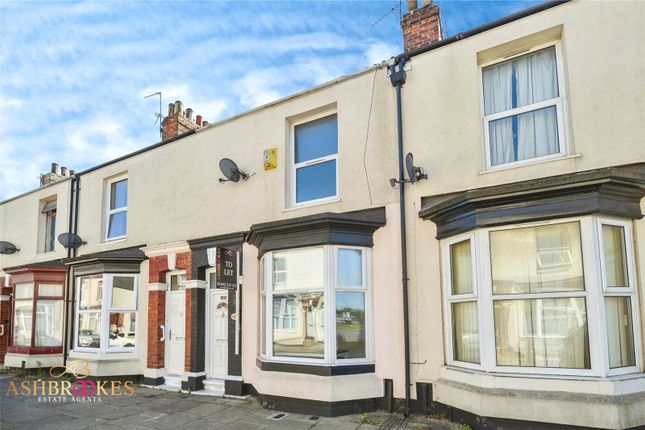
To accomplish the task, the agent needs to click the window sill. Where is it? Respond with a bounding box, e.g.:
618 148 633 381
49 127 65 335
256 357 374 376
479 153 582 175
283 197 341 213
100 237 127 246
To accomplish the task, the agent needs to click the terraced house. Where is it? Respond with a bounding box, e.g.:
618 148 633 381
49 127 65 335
1 1 644 429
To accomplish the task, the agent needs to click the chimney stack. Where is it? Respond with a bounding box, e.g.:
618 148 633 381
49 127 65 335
161 100 207 141
401 0 442 52
40 162 72 186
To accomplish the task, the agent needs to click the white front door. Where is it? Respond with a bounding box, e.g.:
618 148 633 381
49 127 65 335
166 290 186 376
207 290 228 377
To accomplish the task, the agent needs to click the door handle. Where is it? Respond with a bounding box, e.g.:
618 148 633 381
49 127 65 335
160 325 165 342
0 324 4 337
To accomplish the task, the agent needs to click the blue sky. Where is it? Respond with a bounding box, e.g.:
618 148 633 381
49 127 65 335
0 0 540 201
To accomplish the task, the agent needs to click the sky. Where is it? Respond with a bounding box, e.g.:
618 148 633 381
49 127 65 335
0 0 541 201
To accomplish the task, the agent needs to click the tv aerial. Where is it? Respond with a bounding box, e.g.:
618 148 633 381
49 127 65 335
389 152 427 187
218 158 254 183
57 233 87 250
144 91 163 140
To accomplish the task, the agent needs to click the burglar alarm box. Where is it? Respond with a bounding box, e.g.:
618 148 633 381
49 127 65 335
263 147 277 170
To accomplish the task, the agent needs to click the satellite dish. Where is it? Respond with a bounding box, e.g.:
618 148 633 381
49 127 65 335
218 158 252 183
58 233 86 250
405 152 427 183
0 241 20 255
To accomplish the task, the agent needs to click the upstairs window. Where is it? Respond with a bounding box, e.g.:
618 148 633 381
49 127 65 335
482 44 566 168
40 199 57 253
106 176 128 240
291 113 338 206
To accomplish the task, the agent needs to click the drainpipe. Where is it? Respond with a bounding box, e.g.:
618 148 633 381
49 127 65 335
63 174 81 364
63 174 76 364
389 60 411 418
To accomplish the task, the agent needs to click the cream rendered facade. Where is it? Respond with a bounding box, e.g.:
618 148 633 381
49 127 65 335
0 1 644 428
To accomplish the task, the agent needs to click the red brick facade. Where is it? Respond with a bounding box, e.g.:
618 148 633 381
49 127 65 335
146 251 192 369
0 277 10 364
401 1 441 52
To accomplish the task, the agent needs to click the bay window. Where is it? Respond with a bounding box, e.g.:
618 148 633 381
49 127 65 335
75 274 137 351
260 245 371 364
443 217 641 376
12 281 64 349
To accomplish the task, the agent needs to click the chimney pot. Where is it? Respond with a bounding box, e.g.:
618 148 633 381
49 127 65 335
196 115 203 126
186 108 193 121
61 167 68 176
168 103 175 116
202 121 209 127
175 100 183 115
407 0 417 11
51 162 59 175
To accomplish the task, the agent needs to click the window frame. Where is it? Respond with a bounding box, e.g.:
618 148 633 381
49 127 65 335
441 216 642 378
259 245 373 366
105 174 128 242
289 110 339 208
479 41 569 171
74 273 138 353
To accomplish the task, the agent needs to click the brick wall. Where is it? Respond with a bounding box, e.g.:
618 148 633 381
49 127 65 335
401 1 441 52
147 290 165 368
146 252 192 370
161 101 204 141
0 277 10 363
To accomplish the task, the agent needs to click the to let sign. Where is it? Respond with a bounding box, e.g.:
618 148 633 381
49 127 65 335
216 247 238 290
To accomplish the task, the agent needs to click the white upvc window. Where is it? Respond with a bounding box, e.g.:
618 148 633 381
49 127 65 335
75 274 138 352
105 175 128 241
442 216 642 377
480 42 568 170
259 245 372 365
290 111 338 207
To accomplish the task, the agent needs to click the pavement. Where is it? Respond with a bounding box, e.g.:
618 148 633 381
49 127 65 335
0 373 460 430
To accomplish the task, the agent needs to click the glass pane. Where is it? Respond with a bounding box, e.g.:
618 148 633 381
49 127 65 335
39 283 62 297
112 276 135 308
260 294 266 355
109 312 136 348
491 222 584 294
295 160 336 203
450 240 472 295
489 105 559 166
15 283 34 299
209 272 217 289
13 300 32 346
272 292 324 359
78 313 101 348
483 46 558 115
110 179 128 209
605 297 635 368
602 225 629 288
107 211 127 238
272 248 324 292
338 248 362 286
79 276 102 310
35 300 63 347
452 302 480 363
336 292 365 359
294 114 338 163
169 274 186 291
45 212 56 252
494 297 590 368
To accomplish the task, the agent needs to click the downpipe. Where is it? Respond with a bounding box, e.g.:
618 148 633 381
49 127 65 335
389 60 412 418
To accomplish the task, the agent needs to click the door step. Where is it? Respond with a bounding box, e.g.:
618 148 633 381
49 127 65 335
199 378 225 396
161 374 182 390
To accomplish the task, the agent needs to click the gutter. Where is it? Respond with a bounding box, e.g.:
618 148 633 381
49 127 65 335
394 0 571 64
